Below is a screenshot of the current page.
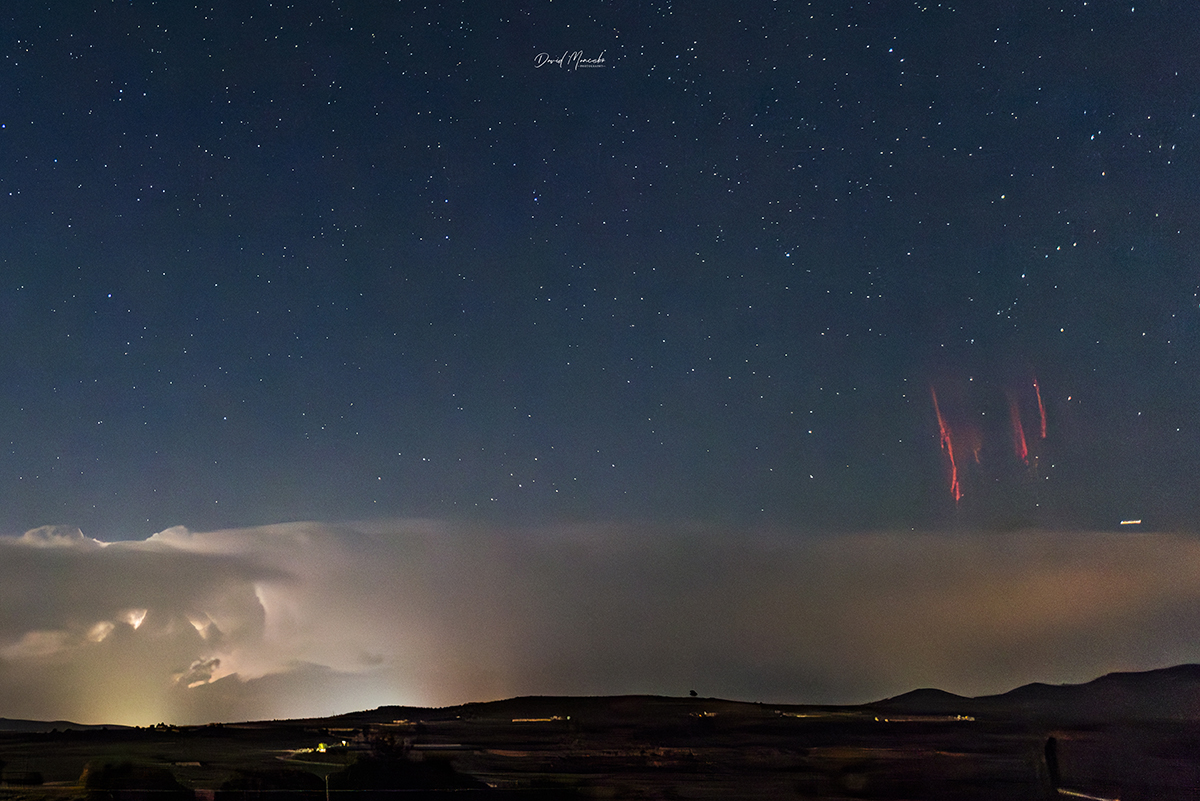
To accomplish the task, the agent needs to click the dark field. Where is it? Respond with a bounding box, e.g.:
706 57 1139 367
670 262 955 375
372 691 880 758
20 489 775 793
2 690 1200 800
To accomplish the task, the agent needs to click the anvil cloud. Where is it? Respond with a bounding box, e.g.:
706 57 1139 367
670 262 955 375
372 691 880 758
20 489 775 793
2 522 1199 726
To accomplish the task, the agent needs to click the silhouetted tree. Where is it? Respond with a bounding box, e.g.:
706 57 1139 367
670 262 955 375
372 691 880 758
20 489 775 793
216 769 324 801
328 754 486 801
1044 737 1060 787
81 761 193 801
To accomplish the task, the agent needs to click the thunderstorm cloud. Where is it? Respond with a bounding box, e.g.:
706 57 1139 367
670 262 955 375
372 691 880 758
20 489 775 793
1 521 1199 725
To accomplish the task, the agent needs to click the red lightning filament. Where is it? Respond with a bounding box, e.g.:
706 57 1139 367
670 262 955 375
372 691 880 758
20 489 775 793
1033 376 1047 439
1009 396 1028 464
961 426 982 464
931 387 961 504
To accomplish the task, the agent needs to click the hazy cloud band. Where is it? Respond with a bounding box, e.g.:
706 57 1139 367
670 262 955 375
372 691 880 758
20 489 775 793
1 521 1198 725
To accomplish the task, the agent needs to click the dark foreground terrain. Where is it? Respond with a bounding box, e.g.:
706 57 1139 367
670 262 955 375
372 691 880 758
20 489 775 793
4 666 1200 800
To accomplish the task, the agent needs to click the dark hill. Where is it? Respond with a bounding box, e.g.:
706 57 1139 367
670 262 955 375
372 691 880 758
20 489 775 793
973 663 1200 721
312 666 1200 729
7 665 1200 730
872 687 972 715
319 694 787 729
864 664 1200 723
0 718 127 732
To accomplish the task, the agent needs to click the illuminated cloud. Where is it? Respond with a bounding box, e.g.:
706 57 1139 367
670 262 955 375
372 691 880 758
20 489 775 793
0 521 1199 725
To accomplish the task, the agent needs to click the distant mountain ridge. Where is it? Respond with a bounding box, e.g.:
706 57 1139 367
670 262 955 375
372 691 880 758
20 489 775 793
875 664 1200 722
336 664 1200 727
6 665 1199 729
0 718 127 732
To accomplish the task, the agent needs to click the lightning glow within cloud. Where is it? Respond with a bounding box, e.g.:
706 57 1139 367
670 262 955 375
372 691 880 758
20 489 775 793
2 521 1200 726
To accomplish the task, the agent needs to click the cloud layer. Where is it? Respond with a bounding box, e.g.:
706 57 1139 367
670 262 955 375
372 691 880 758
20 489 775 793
2 521 1199 725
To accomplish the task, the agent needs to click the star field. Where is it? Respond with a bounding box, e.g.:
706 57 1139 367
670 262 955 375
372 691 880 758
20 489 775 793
3 0 1200 539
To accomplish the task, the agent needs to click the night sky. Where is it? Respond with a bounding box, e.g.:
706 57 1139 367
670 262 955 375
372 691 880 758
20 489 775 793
3 1 1200 725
